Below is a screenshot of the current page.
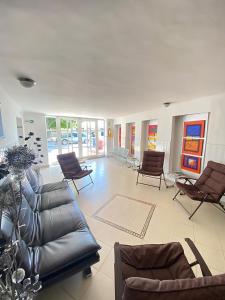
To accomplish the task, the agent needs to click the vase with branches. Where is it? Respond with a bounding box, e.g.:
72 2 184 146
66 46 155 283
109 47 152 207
0 132 43 299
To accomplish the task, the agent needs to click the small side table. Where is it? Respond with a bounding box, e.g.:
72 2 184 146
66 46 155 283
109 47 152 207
167 172 196 189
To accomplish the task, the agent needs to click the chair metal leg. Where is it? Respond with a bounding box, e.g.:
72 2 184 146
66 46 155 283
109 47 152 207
89 174 94 184
219 203 225 212
189 202 203 220
136 172 139 185
159 175 162 190
173 189 180 200
72 180 79 194
83 267 92 278
163 172 168 188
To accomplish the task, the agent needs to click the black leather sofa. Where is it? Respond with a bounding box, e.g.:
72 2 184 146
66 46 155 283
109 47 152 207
0 167 100 287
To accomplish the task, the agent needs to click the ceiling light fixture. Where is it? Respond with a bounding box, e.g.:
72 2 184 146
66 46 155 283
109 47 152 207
163 102 172 107
18 77 36 88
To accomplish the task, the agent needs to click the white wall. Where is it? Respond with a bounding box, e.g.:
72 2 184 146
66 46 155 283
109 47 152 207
23 112 48 166
114 93 225 175
0 90 22 149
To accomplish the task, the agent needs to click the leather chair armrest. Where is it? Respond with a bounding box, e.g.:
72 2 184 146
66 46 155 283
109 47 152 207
185 238 212 276
123 275 225 300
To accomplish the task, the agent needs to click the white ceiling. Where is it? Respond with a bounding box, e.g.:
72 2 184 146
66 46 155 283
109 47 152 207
0 0 225 118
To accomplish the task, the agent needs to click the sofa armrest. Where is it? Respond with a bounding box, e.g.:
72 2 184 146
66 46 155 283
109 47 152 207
123 275 225 300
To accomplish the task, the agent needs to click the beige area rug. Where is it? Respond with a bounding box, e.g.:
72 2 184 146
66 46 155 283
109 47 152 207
93 194 156 239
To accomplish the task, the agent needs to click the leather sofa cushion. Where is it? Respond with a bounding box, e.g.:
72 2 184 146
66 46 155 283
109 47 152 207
38 181 68 193
22 178 73 211
22 177 40 210
25 167 68 194
19 197 87 246
25 167 40 193
37 229 100 278
123 274 225 300
39 201 87 244
39 188 73 211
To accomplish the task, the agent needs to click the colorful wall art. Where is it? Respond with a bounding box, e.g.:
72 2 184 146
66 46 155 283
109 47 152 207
130 125 135 155
182 139 204 156
183 120 205 138
181 120 205 174
181 154 201 174
148 124 157 150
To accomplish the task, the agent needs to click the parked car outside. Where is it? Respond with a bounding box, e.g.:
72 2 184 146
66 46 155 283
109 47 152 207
61 132 87 145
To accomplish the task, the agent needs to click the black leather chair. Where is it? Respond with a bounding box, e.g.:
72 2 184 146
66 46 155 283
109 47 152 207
0 168 100 287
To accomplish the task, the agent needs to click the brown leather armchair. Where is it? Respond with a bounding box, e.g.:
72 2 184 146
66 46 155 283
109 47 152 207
57 152 93 194
114 239 225 300
136 151 168 190
173 160 225 219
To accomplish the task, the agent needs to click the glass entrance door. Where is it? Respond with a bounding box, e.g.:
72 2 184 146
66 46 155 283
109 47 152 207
46 116 105 164
81 120 96 157
60 118 79 158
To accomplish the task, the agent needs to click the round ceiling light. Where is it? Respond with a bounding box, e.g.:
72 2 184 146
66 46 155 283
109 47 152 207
163 102 172 107
18 77 36 88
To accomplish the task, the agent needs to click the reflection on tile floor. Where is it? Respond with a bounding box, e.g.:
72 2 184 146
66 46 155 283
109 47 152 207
38 157 225 300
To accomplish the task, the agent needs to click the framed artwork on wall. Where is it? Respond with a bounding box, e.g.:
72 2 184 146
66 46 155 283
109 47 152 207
181 154 201 174
183 120 205 138
182 138 204 156
130 124 135 155
181 119 206 174
148 124 157 150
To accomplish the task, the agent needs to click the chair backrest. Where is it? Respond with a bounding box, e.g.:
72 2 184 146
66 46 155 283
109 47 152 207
195 160 225 202
57 152 82 178
142 151 165 174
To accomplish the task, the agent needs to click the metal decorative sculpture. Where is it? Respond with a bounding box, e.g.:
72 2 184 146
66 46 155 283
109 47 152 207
0 132 43 299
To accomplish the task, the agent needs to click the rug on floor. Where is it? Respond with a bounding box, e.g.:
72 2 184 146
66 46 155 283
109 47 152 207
93 194 156 239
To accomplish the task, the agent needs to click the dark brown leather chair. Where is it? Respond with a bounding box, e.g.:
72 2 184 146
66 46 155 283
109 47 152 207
136 150 168 190
114 239 225 300
173 160 225 219
57 152 93 194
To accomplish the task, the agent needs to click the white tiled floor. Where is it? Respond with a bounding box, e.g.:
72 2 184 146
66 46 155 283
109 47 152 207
37 157 225 299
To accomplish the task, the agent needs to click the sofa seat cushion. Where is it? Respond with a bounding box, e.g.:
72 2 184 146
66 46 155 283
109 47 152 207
37 230 100 278
39 187 74 211
39 201 87 244
38 181 68 193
